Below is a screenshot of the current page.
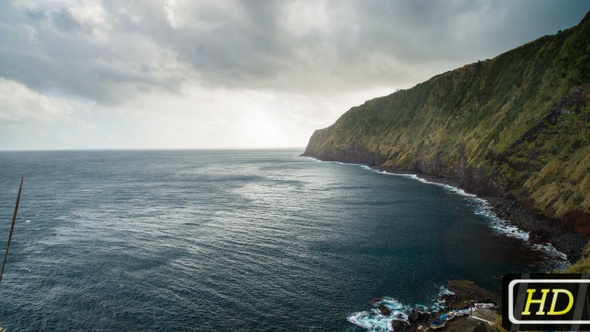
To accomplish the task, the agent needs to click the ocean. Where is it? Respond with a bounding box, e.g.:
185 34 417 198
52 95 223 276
0 149 562 331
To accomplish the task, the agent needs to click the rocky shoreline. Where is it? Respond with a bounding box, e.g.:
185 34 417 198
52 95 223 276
483 196 587 263
303 150 589 265
363 280 502 332
373 165 588 265
314 157 588 331
302 151 589 265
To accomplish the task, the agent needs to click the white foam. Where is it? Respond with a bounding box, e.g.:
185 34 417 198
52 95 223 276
372 170 568 263
348 287 453 332
532 243 568 262
347 297 408 332
300 156 323 163
311 159 569 263
348 311 393 332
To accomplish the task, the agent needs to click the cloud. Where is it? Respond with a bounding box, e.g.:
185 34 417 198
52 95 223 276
2 0 589 107
0 0 589 149
0 77 76 123
0 0 190 105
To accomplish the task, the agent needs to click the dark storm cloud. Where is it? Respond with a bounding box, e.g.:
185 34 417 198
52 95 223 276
0 1 187 105
1 0 589 106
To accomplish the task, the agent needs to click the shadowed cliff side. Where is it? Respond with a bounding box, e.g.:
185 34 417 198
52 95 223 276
303 12 590 260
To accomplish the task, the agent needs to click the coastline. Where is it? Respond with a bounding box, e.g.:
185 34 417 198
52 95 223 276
301 154 587 266
303 154 589 330
375 165 587 265
348 280 502 332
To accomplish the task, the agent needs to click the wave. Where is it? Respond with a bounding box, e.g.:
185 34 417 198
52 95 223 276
310 158 568 264
382 172 568 263
389 173 531 241
318 161 569 263
299 156 324 162
348 287 452 332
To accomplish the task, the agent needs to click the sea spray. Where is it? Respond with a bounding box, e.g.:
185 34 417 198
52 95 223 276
323 160 568 265
385 172 568 264
348 287 453 332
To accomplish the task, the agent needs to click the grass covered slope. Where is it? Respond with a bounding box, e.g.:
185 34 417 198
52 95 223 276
304 12 590 224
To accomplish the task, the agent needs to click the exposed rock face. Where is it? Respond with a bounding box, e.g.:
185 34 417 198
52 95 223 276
408 310 426 323
377 305 392 316
303 12 590 260
391 320 411 332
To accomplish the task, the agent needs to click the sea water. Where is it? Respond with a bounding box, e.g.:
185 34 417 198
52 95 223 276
0 150 562 331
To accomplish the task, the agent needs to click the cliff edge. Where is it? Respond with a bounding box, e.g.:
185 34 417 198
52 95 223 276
303 12 590 260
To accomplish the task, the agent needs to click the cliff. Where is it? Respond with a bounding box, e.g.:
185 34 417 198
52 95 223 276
304 12 590 257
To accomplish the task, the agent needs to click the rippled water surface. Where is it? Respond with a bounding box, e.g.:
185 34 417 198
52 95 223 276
0 150 555 331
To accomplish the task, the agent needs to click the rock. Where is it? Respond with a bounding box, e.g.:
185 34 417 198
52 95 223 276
369 297 382 305
391 320 410 332
408 310 424 323
377 304 392 316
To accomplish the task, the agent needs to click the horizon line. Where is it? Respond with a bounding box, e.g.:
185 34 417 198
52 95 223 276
0 147 306 153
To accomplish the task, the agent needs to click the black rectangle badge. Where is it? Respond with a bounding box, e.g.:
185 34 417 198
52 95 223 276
503 274 590 331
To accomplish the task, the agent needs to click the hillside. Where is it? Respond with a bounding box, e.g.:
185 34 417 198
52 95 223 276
303 12 590 259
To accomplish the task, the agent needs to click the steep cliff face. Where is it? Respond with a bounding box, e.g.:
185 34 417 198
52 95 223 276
304 12 590 222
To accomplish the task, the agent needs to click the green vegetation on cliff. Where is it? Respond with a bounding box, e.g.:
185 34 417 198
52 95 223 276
565 241 590 272
304 12 590 223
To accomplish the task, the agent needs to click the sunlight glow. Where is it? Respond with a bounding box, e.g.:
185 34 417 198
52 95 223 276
240 108 284 148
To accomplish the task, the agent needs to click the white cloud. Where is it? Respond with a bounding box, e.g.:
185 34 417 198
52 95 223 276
283 1 333 37
67 1 108 27
0 78 76 123
163 0 184 29
1 0 589 150
68 1 111 42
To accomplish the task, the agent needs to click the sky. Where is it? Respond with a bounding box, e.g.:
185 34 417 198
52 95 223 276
1 1 589 150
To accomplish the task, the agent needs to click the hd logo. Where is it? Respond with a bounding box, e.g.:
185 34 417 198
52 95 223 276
503 274 590 331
